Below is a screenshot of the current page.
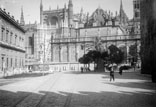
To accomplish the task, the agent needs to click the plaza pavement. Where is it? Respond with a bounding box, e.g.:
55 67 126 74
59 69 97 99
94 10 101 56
0 70 156 107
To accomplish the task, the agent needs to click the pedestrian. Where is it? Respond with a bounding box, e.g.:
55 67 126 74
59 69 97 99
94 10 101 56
119 66 123 75
29 65 32 73
2 61 7 77
131 57 136 71
81 67 83 73
109 64 115 82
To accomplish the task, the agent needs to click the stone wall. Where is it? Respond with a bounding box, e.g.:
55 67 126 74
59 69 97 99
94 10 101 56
79 26 124 37
140 0 156 82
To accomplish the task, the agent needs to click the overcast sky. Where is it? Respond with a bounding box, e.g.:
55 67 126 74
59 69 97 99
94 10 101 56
0 0 134 24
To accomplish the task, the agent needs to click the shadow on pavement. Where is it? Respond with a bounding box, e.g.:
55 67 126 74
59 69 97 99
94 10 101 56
64 70 106 75
101 72 155 90
0 71 155 107
0 88 155 107
102 72 151 80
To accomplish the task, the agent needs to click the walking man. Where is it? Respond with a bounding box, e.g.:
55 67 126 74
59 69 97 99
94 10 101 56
109 64 115 82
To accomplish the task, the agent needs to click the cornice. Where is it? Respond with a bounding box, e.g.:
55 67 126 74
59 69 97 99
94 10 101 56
0 8 26 33
0 41 25 53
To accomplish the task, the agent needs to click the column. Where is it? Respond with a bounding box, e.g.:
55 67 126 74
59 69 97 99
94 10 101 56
67 43 69 62
59 44 61 62
51 44 53 62
75 43 77 61
51 34 53 62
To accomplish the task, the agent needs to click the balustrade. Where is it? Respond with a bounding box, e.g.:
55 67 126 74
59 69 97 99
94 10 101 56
51 34 140 44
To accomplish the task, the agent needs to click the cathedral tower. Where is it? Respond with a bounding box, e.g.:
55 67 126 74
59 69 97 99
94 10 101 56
20 6 25 26
133 0 140 20
40 0 43 24
119 0 124 23
68 0 73 27
119 0 128 25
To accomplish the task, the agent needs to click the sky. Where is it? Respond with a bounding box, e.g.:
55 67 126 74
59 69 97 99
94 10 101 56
0 0 134 24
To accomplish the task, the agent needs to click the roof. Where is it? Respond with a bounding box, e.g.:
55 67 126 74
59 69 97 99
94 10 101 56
0 8 25 33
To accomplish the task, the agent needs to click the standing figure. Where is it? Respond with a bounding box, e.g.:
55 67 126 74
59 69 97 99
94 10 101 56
2 61 6 77
81 67 83 73
131 57 136 71
109 64 115 82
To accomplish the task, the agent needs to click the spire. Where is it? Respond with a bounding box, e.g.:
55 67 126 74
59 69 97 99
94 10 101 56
120 0 123 11
64 3 66 9
69 0 72 5
20 6 25 26
68 0 73 27
98 5 101 9
111 12 113 18
49 6 51 10
68 0 73 7
80 7 83 22
40 0 43 8
40 0 43 24
80 7 83 14
119 0 124 23
86 12 89 23
119 0 124 18
116 11 118 17
108 10 111 20
119 0 128 25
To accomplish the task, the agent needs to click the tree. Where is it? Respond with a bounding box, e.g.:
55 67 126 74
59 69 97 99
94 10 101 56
79 45 124 72
108 44 124 64
86 50 101 63
101 51 109 60
86 50 101 70
129 43 138 62
78 55 92 64
78 54 93 72
93 37 106 71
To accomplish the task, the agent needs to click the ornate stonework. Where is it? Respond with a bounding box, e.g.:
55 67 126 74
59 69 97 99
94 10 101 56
24 0 140 71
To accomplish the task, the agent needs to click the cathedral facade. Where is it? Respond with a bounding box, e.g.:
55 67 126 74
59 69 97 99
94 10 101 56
23 0 140 72
37 0 76 63
36 0 128 64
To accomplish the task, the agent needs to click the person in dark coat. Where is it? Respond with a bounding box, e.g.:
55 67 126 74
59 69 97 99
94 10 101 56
109 64 115 82
119 66 123 75
81 67 83 73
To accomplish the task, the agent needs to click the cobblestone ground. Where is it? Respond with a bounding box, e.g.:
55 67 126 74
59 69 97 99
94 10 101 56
0 71 156 107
